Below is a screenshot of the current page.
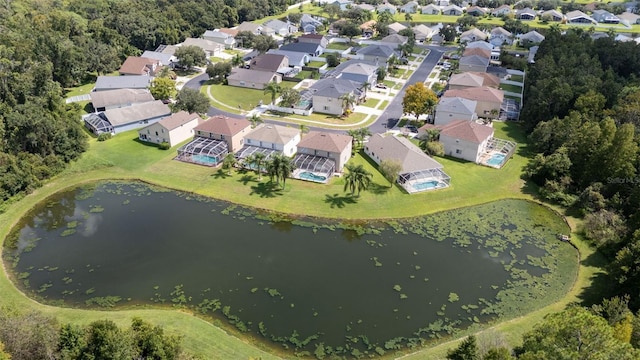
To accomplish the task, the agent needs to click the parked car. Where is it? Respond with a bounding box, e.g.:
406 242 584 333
375 83 388 89
406 125 418 133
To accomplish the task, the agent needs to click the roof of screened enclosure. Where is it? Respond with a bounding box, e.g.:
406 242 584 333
293 153 335 174
177 137 228 158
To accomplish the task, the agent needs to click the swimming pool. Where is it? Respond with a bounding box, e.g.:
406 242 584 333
192 154 219 166
413 180 441 191
486 153 507 167
299 171 327 183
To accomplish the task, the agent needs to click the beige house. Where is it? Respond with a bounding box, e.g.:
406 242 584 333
443 87 504 119
438 120 494 162
295 131 353 172
138 111 201 147
310 78 364 116
227 68 282 90
193 115 252 152
238 123 301 159
118 56 162 76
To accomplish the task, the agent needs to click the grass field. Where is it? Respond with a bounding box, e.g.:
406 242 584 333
509 74 525 82
203 82 296 111
500 83 523 94
362 97 381 108
307 60 326 68
326 42 351 50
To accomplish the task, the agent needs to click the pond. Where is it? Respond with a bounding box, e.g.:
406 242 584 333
3 182 578 357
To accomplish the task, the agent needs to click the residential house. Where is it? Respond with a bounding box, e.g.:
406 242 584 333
140 51 176 67
219 28 239 38
194 115 252 152
448 72 500 90
364 134 449 192
93 76 151 92
294 131 353 173
463 47 491 58
249 53 289 72
118 56 161 76
491 5 512 17
541 9 564 22
434 97 477 125
437 0 450 6
443 86 504 118
399 1 419 13
465 41 493 51
297 33 329 48
566 10 597 24
380 34 408 45
516 8 536 21
388 22 408 35
438 120 494 162
180 38 223 57
592 9 620 24
236 21 265 36
422 4 440 14
339 62 379 86
156 44 179 56
519 30 545 45
356 44 397 63
264 19 298 36
377 3 397 14
85 100 171 135
227 68 282 90
460 28 488 43
459 55 490 72
241 123 301 158
138 111 201 147
413 24 434 42
357 3 376 12
466 6 486 16
301 14 323 33
615 34 634 42
266 49 310 67
329 0 352 10
360 20 376 37
202 30 236 49
442 5 463 15
279 42 324 57
90 89 155 112
310 78 363 115
489 27 512 46
618 12 640 26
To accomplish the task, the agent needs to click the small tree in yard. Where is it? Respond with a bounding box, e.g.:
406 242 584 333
446 335 479 360
343 164 372 196
279 88 301 107
222 153 237 175
206 62 232 84
149 77 176 102
379 159 402 187
402 82 437 121
326 53 340 67
420 138 444 157
174 45 206 70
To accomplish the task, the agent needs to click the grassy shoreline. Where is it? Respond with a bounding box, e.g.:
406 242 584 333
0 121 602 359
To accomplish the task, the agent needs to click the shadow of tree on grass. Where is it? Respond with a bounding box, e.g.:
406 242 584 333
324 193 358 208
238 174 257 185
250 182 282 198
368 182 390 195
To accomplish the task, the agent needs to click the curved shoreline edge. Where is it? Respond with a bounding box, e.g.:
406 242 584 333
0 171 593 359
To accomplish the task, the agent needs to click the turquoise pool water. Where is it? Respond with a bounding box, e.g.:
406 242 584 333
299 171 327 182
192 154 218 165
413 180 440 191
487 153 507 167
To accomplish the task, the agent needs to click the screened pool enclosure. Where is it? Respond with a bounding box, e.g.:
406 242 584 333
292 154 335 183
175 137 228 166
84 113 113 135
397 168 451 194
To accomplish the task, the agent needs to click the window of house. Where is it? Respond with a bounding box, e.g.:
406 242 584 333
155 131 158 136
323 106 329 110
161 129 164 133
240 81 246 86
456 149 462 154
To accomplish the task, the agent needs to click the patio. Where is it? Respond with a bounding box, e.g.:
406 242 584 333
175 137 228 166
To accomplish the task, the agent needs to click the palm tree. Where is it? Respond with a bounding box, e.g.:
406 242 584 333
231 54 244 67
276 154 295 189
248 113 263 128
283 34 296 45
243 154 256 171
157 66 177 80
339 93 357 115
263 81 282 105
361 81 371 100
343 164 372 196
404 12 413 22
222 153 237 175
299 124 309 136
377 10 393 25
266 154 294 188
253 152 267 180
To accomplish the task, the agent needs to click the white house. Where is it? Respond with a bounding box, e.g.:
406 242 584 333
434 97 478 125
460 28 488 43
242 123 301 157
438 120 494 163
422 4 440 14
294 131 353 175
490 27 512 46
138 111 201 147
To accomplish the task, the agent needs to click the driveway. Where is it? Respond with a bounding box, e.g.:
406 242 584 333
368 45 447 134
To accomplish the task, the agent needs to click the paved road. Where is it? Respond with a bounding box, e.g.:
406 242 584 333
185 45 451 135
369 46 446 134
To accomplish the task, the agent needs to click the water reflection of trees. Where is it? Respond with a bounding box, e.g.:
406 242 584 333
30 188 85 231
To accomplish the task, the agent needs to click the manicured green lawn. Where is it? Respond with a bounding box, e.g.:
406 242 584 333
65 82 95 97
295 70 314 79
500 83 523 94
362 98 380 108
306 60 326 68
326 42 350 50
203 82 296 111
379 100 390 109
509 74 524 83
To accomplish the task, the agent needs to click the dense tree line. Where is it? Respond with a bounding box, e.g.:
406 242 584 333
0 307 193 360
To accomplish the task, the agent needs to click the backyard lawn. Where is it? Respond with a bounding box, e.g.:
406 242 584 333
64 82 95 97
306 60 326 68
326 42 350 50
509 74 525 82
203 82 296 111
500 83 523 94
362 98 380 108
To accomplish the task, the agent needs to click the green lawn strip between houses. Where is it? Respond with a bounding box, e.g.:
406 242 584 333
499 83 523 94
0 121 600 359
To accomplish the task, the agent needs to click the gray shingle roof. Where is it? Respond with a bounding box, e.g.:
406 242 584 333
246 123 300 145
279 42 323 54
367 134 443 173
459 55 490 67
94 76 151 91
103 100 171 126
436 97 477 115
310 78 361 98
90 89 155 109
227 68 279 83
341 62 378 76
356 44 396 58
